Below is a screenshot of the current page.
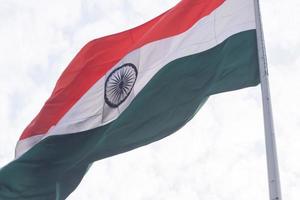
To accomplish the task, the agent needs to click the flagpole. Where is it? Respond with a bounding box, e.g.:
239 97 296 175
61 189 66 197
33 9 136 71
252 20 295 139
253 0 282 199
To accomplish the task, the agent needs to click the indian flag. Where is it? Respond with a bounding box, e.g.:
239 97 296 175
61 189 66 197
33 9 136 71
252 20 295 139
0 0 259 199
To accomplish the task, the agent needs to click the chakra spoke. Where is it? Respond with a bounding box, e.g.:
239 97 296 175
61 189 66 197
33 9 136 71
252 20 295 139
105 63 138 108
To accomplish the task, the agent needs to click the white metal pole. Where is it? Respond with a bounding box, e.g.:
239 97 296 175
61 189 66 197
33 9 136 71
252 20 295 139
253 0 282 199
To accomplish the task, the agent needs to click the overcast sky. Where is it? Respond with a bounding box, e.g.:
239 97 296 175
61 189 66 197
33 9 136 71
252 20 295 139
0 0 300 199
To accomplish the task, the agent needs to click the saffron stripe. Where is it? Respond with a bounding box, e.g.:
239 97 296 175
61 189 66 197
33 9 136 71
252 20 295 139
20 0 225 140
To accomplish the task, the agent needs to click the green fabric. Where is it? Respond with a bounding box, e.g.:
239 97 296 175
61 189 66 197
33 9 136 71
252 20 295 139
0 30 259 200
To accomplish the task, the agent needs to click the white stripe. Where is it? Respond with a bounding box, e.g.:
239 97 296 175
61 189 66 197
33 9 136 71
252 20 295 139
16 0 256 157
15 135 44 159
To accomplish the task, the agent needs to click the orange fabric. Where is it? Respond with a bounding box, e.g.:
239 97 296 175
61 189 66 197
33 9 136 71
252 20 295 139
20 0 225 140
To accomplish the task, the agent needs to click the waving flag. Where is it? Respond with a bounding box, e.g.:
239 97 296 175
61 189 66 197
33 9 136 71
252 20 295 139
0 0 259 199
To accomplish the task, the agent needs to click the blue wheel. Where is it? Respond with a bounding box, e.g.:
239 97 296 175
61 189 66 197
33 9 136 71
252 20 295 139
105 63 138 108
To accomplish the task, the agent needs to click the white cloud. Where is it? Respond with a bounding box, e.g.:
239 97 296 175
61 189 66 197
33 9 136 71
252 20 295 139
0 0 299 199
261 0 300 66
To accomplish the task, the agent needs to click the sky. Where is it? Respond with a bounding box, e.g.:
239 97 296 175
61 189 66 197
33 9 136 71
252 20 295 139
0 0 300 199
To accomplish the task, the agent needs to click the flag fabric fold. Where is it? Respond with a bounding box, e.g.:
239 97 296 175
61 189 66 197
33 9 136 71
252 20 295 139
0 0 259 199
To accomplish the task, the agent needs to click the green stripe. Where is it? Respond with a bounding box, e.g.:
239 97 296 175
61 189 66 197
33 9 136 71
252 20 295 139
0 30 259 200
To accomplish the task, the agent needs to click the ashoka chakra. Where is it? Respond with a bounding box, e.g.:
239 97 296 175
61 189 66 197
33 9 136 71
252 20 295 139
105 63 138 108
